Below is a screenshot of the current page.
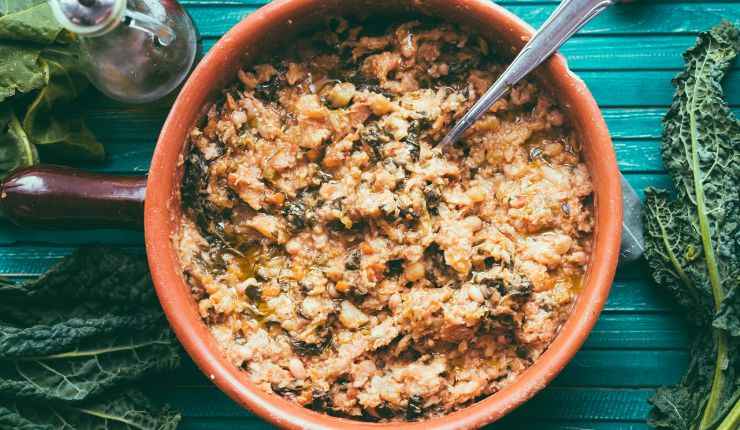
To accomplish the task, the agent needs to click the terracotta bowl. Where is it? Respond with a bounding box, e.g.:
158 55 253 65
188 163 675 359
145 0 623 428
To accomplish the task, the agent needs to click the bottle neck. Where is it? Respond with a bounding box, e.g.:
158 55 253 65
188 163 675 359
49 0 127 37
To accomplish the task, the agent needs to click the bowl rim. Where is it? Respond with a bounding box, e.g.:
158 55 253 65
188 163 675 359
145 0 623 429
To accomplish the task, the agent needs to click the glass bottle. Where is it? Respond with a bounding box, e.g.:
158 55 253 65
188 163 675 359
49 0 198 104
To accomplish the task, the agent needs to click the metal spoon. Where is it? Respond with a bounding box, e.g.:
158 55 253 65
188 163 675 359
440 0 645 261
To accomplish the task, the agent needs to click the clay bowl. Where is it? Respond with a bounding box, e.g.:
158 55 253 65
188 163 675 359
145 0 622 428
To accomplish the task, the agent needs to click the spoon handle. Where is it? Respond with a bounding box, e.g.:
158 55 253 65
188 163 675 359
440 0 617 147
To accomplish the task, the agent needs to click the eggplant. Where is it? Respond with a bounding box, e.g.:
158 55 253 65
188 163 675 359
0 165 146 229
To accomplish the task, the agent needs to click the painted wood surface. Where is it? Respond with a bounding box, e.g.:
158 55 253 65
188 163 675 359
2 0 737 428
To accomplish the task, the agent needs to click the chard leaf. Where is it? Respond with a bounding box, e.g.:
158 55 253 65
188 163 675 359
0 247 155 306
0 389 181 430
0 44 47 102
0 105 37 178
0 0 66 44
23 50 104 162
645 21 740 430
0 327 180 403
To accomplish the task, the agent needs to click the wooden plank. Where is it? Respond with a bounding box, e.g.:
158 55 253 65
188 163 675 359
583 315 689 350
178 418 275 430
580 70 739 107
182 3 740 37
0 224 145 246
604 279 675 313
558 36 715 71
555 350 687 387
149 385 658 421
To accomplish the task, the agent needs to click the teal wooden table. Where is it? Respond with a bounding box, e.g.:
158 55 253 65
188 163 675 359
2 1 739 428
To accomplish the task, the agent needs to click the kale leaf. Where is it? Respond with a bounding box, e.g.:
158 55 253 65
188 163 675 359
0 309 166 358
0 247 182 428
0 389 180 430
0 247 154 305
644 21 740 430
0 327 179 403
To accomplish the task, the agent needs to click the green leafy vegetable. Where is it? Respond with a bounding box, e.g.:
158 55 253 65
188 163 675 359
644 21 740 430
0 328 179 403
0 106 37 174
22 49 104 162
0 1 103 178
0 247 182 429
0 45 47 102
0 247 154 305
0 389 180 430
0 0 66 44
0 310 167 358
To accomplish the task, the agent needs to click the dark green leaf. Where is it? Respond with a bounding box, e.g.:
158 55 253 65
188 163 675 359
0 327 180 403
0 247 155 306
648 334 723 430
645 22 740 430
644 188 714 327
0 389 181 430
0 44 47 102
0 105 37 178
0 0 66 44
715 286 739 336
0 309 166 359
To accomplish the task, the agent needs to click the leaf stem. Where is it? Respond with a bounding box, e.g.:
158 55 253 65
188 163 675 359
688 49 728 430
73 407 148 430
716 398 740 430
14 340 170 361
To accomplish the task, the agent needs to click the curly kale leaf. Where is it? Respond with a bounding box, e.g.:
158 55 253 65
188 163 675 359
0 389 181 430
645 22 740 430
0 326 180 403
0 247 155 306
0 247 181 409
0 309 166 359
644 189 714 326
648 334 740 430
